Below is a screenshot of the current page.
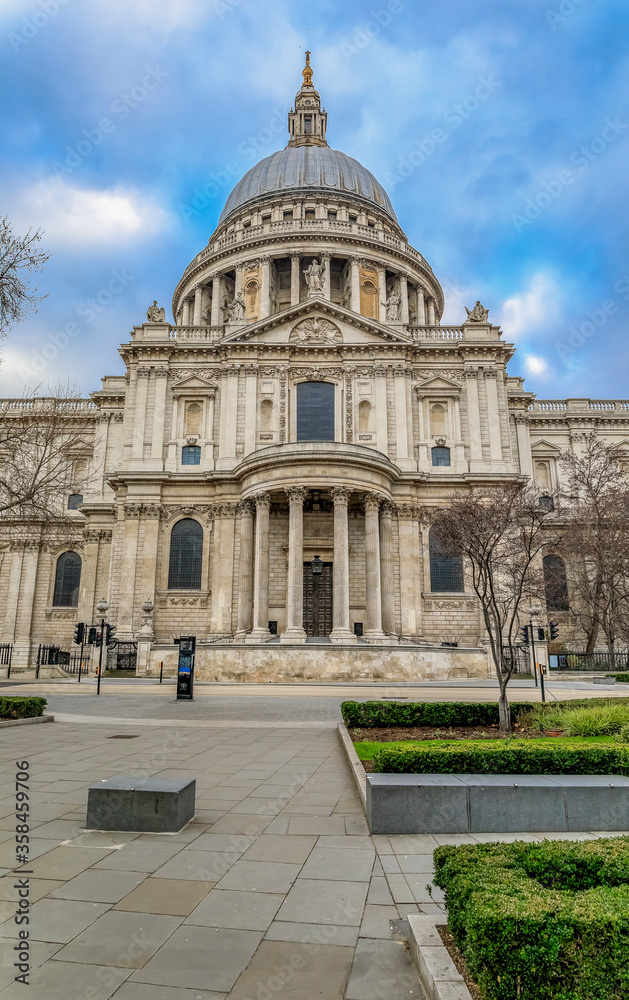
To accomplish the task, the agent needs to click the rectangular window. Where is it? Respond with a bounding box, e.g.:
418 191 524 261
327 210 337 220
182 445 201 465
283 210 293 221
304 116 312 133
296 382 335 442
349 214 358 224
305 209 316 220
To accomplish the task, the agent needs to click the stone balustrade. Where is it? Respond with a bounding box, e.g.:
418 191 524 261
0 398 97 412
529 399 629 413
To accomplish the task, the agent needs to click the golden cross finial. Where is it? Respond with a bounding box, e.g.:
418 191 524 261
302 50 313 86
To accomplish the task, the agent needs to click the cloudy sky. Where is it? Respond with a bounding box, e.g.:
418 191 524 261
1 0 628 398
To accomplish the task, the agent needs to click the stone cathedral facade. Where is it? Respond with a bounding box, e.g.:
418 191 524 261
1 57 628 677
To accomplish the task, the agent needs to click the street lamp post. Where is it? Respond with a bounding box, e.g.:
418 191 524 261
96 598 109 697
529 605 546 704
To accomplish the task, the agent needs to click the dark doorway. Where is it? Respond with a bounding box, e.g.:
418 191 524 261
303 562 333 636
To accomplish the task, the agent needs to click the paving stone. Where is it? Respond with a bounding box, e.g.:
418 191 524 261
277 878 368 926
287 815 346 835
241 833 317 864
115 878 215 915
227 940 354 1000
107 986 227 1000
388 835 439 855
263 815 290 834
0 876 63 902
345 816 370 836
94 840 183 872
153 850 240 881
0 897 109 943
54 910 183 968
66 831 141 849
315 835 375 852
49 869 147 903
184 832 256 854
215 859 302 893
128 926 263 992
345 937 423 1000
264 919 359 946
360 904 400 940
0 960 130 1000
185 888 283 930
367 876 395 906
300 847 374 882
0 838 69 868
208 813 272 836
384 874 415 904
397 855 436 874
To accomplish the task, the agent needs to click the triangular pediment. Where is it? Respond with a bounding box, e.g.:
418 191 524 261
530 438 562 454
416 375 462 392
220 297 413 347
171 375 218 391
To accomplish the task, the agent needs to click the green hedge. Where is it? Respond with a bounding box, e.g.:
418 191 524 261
608 673 629 683
341 698 629 729
372 740 629 774
433 838 629 1000
0 697 47 720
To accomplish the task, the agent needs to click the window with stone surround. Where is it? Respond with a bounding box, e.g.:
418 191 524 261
182 445 201 465
431 446 451 467
543 554 569 611
429 524 463 593
296 381 335 442
53 551 82 607
67 493 83 510
168 518 203 590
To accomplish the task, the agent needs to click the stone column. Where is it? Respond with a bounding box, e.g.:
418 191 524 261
399 274 410 325
375 368 388 455
117 505 141 639
465 369 484 471
427 298 436 325
350 257 361 312
364 493 385 640
281 486 307 643
193 285 203 326
243 365 258 457
211 275 222 326
380 502 396 635
484 369 505 469
92 413 110 499
290 253 301 306
78 531 100 627
394 367 412 469
149 369 168 469
330 486 355 643
260 257 271 319
417 288 426 325
399 508 422 636
182 298 191 326
130 366 150 465
321 253 331 301
235 264 243 297
237 500 255 635
515 414 533 478
378 267 387 323
3 545 24 642
139 506 161 613
14 542 40 668
248 493 271 642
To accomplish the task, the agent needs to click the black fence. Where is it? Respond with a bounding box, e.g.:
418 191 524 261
549 651 629 671
66 651 91 675
0 643 13 677
501 644 532 674
108 641 137 670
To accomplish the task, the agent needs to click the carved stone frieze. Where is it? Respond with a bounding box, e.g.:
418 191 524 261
289 317 342 345
345 374 353 444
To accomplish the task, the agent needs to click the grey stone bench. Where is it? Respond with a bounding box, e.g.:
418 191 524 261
366 773 629 835
86 773 196 833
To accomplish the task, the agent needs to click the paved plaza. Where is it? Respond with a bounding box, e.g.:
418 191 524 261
0 679 625 999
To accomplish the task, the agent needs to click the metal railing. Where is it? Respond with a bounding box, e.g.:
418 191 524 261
0 643 13 678
551 651 629 671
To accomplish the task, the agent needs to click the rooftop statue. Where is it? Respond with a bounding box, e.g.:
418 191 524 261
304 258 325 297
146 300 167 323
465 300 490 323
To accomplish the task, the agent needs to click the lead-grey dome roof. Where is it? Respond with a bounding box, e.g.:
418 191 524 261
218 146 398 225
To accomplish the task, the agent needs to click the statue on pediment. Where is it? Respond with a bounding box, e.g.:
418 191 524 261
465 300 489 323
146 300 166 323
304 258 325 296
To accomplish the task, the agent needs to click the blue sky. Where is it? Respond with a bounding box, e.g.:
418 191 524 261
1 0 628 399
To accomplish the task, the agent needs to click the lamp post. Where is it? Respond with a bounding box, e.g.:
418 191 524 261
528 604 546 704
96 598 109 697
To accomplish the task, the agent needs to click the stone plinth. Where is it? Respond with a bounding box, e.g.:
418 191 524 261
86 773 196 833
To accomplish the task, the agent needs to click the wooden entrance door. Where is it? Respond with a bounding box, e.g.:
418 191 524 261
303 562 333 636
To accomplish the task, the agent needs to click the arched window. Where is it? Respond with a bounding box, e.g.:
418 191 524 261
358 400 371 433
430 403 446 437
431 447 451 467
182 445 201 466
53 551 82 607
260 399 273 432
168 519 203 590
429 524 463 593
185 402 202 435
296 382 335 442
67 494 83 510
543 554 569 611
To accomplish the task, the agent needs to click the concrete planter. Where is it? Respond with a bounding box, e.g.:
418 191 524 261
407 914 473 1000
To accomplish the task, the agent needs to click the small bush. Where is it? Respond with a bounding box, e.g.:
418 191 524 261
371 740 629 774
539 704 629 737
609 673 629 683
0 697 47 720
614 724 629 744
434 837 629 1000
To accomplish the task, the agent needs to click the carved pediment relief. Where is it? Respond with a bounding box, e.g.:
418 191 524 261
289 317 342 345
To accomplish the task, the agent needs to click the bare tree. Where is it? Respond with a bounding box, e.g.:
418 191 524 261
0 217 51 335
429 482 558 732
560 435 629 660
0 382 97 531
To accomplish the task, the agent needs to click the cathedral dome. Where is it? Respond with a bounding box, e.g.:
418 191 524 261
218 145 398 225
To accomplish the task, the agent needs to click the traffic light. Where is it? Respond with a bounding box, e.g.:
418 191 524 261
105 624 117 645
549 621 560 640
73 622 85 645
519 625 529 645
87 626 97 645
538 627 546 642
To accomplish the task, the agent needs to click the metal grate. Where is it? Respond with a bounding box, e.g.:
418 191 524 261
168 518 203 589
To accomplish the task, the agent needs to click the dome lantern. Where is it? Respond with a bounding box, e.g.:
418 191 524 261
287 50 328 148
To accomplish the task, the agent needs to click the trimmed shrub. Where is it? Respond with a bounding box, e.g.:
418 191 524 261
433 837 629 1000
609 673 629 683
341 698 629 730
371 740 629 774
0 697 47 720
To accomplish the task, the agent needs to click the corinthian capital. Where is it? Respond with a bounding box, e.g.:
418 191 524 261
285 486 307 504
331 486 352 504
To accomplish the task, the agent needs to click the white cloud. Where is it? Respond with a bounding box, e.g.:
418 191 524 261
11 179 168 247
500 271 562 340
525 355 549 376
